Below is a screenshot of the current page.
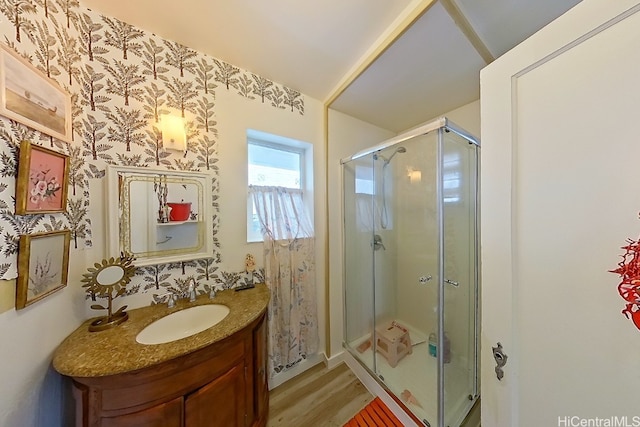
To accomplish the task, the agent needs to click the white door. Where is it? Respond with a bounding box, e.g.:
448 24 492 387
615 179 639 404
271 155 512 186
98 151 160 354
481 1 640 426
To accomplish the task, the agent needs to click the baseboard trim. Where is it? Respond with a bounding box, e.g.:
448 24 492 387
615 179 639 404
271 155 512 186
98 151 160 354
324 351 344 369
268 353 323 390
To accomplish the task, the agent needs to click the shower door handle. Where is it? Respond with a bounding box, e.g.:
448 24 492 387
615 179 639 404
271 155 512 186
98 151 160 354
418 276 459 286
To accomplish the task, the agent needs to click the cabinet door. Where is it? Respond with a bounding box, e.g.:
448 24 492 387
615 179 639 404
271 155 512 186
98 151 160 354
185 362 246 427
100 396 183 427
253 316 268 423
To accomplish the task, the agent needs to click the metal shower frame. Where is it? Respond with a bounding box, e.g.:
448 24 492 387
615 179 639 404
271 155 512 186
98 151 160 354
340 116 480 427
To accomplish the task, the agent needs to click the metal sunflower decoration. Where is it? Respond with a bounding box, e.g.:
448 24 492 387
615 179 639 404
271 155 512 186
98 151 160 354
81 252 136 332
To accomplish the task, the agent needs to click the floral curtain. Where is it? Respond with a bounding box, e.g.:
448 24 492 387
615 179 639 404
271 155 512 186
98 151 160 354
249 185 319 377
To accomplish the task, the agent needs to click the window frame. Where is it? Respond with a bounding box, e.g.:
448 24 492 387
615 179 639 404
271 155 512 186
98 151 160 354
248 139 304 190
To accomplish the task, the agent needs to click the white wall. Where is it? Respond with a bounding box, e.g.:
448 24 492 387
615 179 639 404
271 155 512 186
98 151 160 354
0 258 86 426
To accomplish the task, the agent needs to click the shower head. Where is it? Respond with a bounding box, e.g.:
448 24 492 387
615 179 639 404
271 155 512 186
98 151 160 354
382 146 407 166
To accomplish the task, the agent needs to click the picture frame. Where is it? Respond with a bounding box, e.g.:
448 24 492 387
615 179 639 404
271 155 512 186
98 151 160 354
16 229 70 310
0 43 72 143
15 140 69 214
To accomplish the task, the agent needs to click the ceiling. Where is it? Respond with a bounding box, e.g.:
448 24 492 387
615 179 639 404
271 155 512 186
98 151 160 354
81 0 582 132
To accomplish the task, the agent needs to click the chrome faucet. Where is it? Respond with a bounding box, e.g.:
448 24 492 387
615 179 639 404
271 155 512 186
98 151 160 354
159 292 177 308
372 234 386 251
160 278 198 307
187 279 197 302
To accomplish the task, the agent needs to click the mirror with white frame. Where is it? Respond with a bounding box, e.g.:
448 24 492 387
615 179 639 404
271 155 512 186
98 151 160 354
106 166 213 266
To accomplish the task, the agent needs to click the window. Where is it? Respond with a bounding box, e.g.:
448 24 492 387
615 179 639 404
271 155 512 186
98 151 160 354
248 143 302 189
443 152 461 203
247 130 312 242
354 165 374 195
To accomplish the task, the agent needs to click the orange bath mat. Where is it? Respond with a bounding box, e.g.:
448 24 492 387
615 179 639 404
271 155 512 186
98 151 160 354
344 397 403 427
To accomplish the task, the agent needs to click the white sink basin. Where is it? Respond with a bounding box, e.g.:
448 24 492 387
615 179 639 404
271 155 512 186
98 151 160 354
136 304 230 345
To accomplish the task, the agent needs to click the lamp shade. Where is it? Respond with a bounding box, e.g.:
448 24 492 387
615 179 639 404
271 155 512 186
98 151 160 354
160 115 186 151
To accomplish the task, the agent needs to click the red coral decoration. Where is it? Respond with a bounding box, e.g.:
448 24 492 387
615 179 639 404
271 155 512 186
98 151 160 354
610 237 640 331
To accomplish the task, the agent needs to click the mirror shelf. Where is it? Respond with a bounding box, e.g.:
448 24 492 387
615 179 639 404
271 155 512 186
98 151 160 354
157 220 200 226
106 166 213 266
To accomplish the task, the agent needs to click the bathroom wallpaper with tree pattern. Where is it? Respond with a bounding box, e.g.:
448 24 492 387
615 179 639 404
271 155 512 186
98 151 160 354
0 1 300 298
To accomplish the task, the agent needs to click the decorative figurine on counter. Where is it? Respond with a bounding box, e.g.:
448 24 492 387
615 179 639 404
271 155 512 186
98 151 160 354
236 254 257 291
245 253 256 282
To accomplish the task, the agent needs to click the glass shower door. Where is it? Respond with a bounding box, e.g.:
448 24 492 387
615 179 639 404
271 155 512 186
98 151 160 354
442 130 479 426
372 132 440 426
342 118 480 427
343 154 376 373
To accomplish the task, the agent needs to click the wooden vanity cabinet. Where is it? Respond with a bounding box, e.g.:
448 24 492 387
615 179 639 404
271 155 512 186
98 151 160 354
253 316 268 421
184 362 245 426
99 397 184 427
71 312 267 427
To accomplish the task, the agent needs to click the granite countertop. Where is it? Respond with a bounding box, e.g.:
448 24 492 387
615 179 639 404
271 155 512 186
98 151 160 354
52 284 269 378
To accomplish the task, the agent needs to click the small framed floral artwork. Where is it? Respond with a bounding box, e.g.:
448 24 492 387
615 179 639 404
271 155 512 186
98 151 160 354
16 230 70 309
0 43 72 142
15 140 69 214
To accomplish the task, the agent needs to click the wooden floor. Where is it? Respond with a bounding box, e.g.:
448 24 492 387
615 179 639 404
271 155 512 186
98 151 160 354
267 362 374 427
267 362 481 427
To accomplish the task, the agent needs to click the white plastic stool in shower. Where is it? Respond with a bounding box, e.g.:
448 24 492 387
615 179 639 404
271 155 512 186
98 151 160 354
375 322 412 368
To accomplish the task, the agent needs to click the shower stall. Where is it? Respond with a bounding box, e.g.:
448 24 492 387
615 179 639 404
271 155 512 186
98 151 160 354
341 117 479 427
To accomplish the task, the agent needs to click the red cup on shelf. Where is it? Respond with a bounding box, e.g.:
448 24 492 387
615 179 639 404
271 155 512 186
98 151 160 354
167 202 191 221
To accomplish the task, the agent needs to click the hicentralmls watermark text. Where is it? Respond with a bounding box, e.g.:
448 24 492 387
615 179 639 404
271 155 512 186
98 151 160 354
558 416 640 427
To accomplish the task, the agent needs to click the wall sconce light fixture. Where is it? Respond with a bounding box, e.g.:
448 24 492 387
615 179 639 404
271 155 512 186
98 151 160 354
160 114 186 152
407 167 422 183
